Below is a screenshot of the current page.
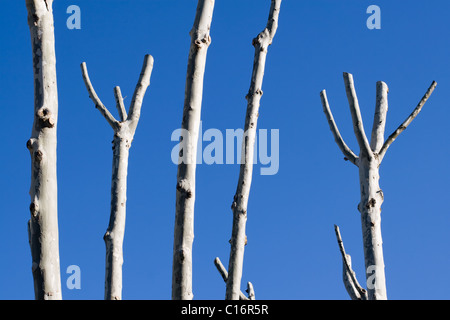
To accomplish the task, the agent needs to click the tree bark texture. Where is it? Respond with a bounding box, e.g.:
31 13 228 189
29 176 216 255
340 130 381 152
172 0 215 300
321 73 436 300
26 0 62 300
81 55 154 300
226 0 281 300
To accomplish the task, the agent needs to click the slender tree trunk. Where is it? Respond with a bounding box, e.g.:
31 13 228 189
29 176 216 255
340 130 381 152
172 0 214 300
81 55 154 300
226 0 281 300
26 0 62 300
358 155 386 300
103 131 131 300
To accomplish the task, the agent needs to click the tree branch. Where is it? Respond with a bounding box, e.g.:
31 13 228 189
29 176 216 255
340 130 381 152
378 81 437 162
334 225 368 300
370 81 389 154
80 62 119 130
343 72 373 158
320 90 358 166
81 55 154 300
264 0 281 42
114 86 127 122
127 54 154 133
214 257 249 300
246 282 255 300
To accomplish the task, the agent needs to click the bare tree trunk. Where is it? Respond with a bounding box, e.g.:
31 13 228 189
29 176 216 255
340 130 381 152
26 0 62 300
226 0 281 300
172 0 214 300
321 73 436 300
81 55 154 300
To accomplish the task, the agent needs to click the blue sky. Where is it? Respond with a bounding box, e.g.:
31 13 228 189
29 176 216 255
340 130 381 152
1 0 449 300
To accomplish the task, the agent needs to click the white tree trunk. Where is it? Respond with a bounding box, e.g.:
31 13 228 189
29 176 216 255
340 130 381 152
26 0 62 300
226 0 281 300
357 156 386 299
81 55 154 300
103 132 130 300
172 0 214 300
321 73 436 300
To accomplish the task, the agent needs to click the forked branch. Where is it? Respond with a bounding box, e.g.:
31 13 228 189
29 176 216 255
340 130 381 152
80 54 154 300
377 81 437 162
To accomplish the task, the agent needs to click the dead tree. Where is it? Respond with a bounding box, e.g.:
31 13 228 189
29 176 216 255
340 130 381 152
225 0 281 300
320 73 437 300
172 0 215 300
81 55 154 300
26 0 62 300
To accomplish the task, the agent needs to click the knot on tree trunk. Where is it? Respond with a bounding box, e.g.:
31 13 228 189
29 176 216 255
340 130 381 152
229 235 248 246
246 89 263 100
34 150 44 163
365 198 377 209
194 35 212 49
377 189 384 201
252 28 271 50
26 138 38 152
231 194 247 215
36 107 55 128
29 201 39 220
177 179 192 198
175 247 190 264
103 230 112 243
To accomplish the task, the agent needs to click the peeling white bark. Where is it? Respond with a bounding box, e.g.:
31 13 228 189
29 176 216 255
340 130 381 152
172 0 215 300
226 0 281 301
26 0 62 300
81 55 154 300
321 73 436 300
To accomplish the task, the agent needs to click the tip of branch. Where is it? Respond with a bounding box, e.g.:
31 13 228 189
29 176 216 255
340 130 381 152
144 54 154 66
376 80 389 91
343 73 354 87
